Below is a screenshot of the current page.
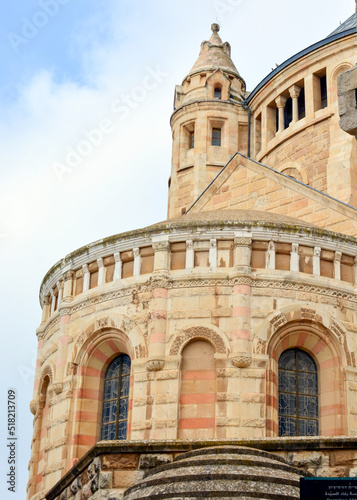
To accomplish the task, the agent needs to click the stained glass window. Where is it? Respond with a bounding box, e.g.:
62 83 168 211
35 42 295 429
101 354 131 440
278 349 318 437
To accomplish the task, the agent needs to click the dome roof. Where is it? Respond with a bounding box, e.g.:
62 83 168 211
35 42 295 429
124 446 306 499
328 13 356 36
186 24 241 79
152 209 318 229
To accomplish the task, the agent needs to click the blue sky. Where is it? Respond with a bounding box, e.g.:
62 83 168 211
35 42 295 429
0 1 354 498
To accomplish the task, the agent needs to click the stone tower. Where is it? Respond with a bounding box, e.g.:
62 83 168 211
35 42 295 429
168 24 248 218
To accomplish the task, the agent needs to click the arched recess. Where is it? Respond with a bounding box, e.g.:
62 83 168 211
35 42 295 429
178 339 217 439
69 325 143 463
330 62 353 96
266 319 347 437
169 325 230 357
30 367 54 497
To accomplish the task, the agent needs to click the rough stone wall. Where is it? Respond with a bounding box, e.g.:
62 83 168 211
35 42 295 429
263 119 330 193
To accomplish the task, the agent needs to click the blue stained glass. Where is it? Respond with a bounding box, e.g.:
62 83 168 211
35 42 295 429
101 422 116 440
279 370 296 393
297 351 317 373
278 348 318 437
104 378 118 400
279 393 296 416
118 420 128 440
120 376 130 397
298 395 318 418
279 416 296 437
279 350 296 370
106 357 121 379
299 418 318 437
100 354 131 440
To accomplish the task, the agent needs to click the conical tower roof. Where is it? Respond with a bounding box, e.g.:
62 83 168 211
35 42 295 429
186 24 241 80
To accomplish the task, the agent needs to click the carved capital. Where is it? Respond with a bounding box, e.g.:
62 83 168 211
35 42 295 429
234 237 252 247
289 84 301 99
64 270 74 281
275 95 287 109
231 354 252 368
133 247 140 259
186 239 193 251
146 359 165 371
334 251 342 262
97 257 104 268
210 239 217 249
314 246 321 257
153 241 170 252
291 243 299 253
52 382 63 395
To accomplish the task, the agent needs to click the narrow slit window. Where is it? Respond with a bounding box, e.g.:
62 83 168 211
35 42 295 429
101 354 131 440
212 128 221 146
214 87 222 99
189 131 194 149
284 97 292 128
320 75 327 109
298 87 305 120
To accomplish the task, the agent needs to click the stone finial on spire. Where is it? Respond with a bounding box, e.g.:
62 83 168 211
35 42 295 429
209 23 222 44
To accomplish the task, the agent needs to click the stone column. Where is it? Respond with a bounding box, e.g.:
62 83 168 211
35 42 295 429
146 241 170 372
62 271 74 303
289 85 301 122
41 295 51 325
354 257 357 286
56 280 63 307
209 239 217 268
290 243 299 272
233 235 252 273
50 290 56 315
275 95 287 133
334 251 342 280
153 239 170 274
266 241 275 270
313 247 321 276
133 248 141 277
186 239 194 269
97 257 106 285
113 252 122 281
231 237 252 368
82 264 90 292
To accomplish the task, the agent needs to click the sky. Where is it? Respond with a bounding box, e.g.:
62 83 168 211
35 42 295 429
0 0 354 498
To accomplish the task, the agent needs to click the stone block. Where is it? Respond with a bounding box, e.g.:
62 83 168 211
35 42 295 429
101 454 139 471
139 453 173 469
113 470 145 489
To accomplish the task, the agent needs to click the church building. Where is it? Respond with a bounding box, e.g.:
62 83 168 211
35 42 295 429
28 15 357 500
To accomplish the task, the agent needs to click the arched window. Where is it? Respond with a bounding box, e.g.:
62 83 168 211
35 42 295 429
278 349 318 437
101 354 131 440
